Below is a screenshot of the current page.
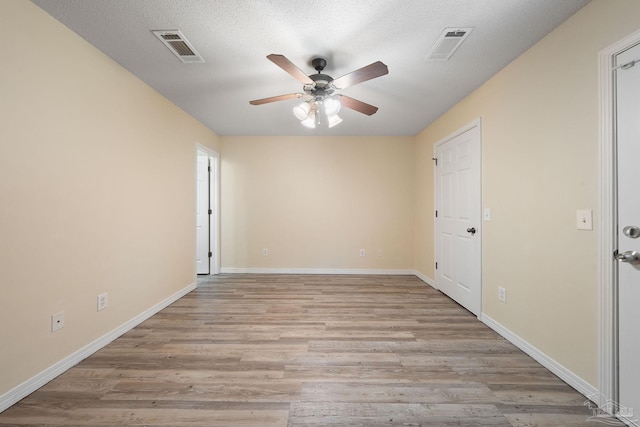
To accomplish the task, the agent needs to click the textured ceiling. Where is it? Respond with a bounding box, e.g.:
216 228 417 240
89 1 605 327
32 0 589 136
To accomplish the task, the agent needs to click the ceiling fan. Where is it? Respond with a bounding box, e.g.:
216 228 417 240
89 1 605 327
249 54 389 128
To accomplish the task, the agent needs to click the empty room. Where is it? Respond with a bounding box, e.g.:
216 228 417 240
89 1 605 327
1 0 639 426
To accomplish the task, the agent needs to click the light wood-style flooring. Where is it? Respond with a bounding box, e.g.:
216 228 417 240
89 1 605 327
0 274 614 426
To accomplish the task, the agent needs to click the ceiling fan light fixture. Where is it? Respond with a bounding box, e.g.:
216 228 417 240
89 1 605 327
292 101 311 120
324 97 341 116
301 115 316 128
327 114 343 128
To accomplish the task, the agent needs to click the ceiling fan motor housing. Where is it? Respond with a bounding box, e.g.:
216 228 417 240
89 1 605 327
307 59 333 98
307 73 334 98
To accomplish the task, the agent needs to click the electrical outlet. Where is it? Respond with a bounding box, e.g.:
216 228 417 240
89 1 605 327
359 249 365 257
97 293 108 311
51 311 64 332
262 248 269 256
498 287 507 303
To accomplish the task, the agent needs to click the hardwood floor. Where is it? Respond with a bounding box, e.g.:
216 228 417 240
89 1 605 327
0 274 615 426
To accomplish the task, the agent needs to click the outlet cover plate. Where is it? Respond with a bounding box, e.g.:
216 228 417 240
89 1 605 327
97 293 108 311
498 287 507 303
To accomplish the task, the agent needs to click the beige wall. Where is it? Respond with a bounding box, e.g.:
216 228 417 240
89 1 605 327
415 0 640 386
221 136 414 270
0 0 220 396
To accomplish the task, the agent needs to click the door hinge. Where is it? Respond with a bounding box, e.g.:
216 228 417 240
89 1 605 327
435 210 438 218
432 157 438 166
208 209 212 215
435 262 438 270
208 251 212 258
208 165 211 172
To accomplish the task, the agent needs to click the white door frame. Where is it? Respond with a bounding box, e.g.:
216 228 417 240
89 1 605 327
598 28 640 410
433 118 482 317
196 143 221 275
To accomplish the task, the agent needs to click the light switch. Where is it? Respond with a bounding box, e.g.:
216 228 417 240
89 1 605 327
577 209 593 230
484 208 491 221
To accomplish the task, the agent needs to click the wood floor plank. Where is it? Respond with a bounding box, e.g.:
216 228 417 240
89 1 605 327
0 274 617 426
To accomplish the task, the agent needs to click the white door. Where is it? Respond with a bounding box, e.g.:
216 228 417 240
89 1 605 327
196 152 210 275
616 42 640 423
434 121 482 316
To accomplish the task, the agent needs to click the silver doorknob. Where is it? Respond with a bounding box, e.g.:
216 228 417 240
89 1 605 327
615 250 640 264
466 227 476 235
623 225 640 239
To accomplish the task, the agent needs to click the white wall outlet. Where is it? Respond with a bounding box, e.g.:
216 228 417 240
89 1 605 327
359 249 365 257
97 293 108 311
484 208 491 221
262 248 269 256
498 287 507 303
576 209 593 230
51 311 65 332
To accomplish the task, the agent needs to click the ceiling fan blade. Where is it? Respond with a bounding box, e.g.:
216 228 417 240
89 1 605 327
337 95 379 116
249 93 305 105
332 61 389 89
267 54 314 85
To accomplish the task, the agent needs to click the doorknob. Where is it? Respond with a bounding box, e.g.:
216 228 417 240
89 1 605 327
623 225 640 239
466 227 476 235
615 250 640 264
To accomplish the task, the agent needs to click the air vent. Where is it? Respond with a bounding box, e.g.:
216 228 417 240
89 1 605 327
152 30 204 64
426 27 473 61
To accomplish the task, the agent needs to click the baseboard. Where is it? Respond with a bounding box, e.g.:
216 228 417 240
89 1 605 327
413 270 436 288
220 267 416 275
480 313 598 400
0 282 197 413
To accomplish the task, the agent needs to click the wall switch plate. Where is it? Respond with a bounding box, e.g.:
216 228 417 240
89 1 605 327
359 249 365 257
262 248 269 256
484 208 491 221
51 311 65 332
498 287 507 303
97 293 108 311
576 209 593 230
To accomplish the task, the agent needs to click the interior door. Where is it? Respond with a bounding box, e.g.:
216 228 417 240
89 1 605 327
196 152 210 275
616 42 640 423
434 122 482 316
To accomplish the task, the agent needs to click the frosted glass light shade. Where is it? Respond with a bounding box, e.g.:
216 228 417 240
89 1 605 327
293 102 311 120
324 98 341 116
301 111 316 128
327 114 343 128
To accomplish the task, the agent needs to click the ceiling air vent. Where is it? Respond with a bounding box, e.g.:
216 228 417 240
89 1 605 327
152 30 204 64
426 27 473 61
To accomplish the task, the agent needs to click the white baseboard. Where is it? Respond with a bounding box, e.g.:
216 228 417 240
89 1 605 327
413 270 436 288
220 267 416 275
0 282 197 413
480 313 598 400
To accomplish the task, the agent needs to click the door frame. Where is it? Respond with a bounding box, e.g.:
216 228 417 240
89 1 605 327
433 118 482 317
196 143 221 275
598 28 640 410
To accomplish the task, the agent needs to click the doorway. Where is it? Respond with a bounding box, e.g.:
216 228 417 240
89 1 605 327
196 145 220 276
434 119 482 316
599 30 640 424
